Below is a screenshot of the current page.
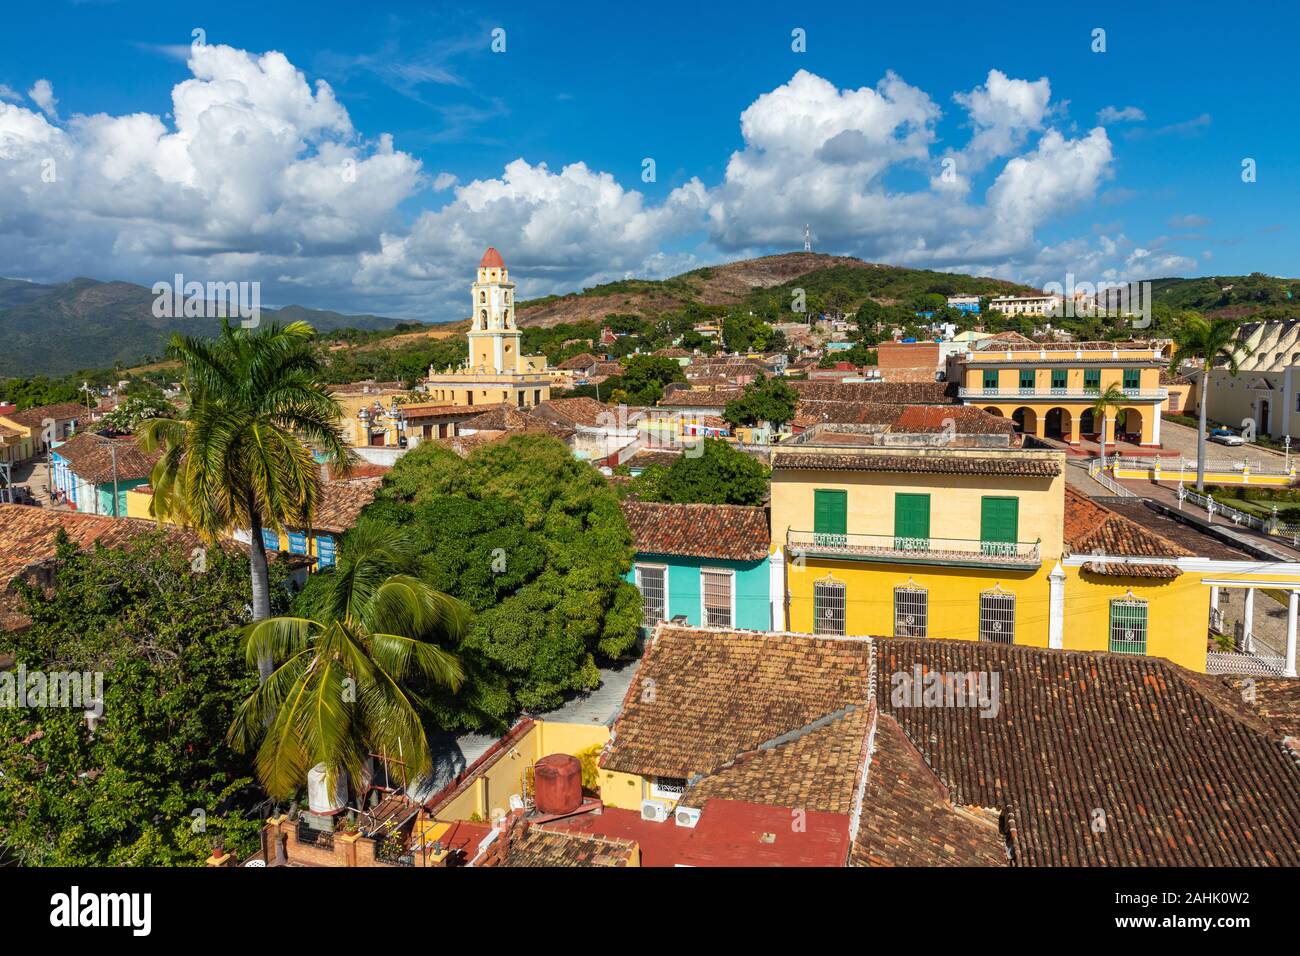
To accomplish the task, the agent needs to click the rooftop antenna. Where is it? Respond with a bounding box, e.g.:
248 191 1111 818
803 224 812 253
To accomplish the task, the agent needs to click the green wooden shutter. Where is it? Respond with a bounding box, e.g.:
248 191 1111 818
1051 369 1067 390
1019 370 1035 389
813 489 847 544
983 369 998 389
1084 369 1100 392
894 493 931 549
1123 368 1140 390
980 496 1019 556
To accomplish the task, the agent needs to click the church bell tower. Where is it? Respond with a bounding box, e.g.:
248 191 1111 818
467 247 522 373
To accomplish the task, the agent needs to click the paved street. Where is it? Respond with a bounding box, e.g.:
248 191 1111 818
1156 419 1291 471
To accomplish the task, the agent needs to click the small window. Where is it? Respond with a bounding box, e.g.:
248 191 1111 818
1084 369 1101 392
1051 369 1067 390
1109 599 1148 655
983 369 998 390
701 569 733 627
894 587 928 638
979 591 1015 644
635 565 666 628
814 579 846 636
1019 370 1035 390
650 776 687 801
1122 368 1140 390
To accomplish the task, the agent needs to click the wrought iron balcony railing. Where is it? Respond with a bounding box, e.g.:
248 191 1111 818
787 529 1041 569
957 386 1167 401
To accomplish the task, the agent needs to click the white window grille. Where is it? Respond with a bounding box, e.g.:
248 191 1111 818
979 591 1015 644
650 776 687 802
1109 599 1148 655
813 579 846 636
701 569 733 627
635 565 666 628
894 587 928 638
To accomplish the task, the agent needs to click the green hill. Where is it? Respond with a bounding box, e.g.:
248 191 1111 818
0 277 409 378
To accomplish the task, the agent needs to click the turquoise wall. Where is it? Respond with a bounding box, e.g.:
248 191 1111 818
96 478 148 517
626 553 770 631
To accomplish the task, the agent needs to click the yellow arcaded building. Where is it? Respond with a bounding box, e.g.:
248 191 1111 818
768 409 1300 675
423 247 552 409
951 337 1168 447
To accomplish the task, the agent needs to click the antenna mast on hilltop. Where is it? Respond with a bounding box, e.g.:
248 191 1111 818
803 224 812 253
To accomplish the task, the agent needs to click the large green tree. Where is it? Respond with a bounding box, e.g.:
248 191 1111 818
140 320 349 680
620 354 686 405
228 524 467 800
363 434 641 726
723 376 800 429
1170 314 1254 491
630 437 769 506
0 532 284 865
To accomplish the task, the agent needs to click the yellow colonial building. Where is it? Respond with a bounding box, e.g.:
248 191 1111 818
767 415 1300 675
423 247 552 409
951 340 1168 447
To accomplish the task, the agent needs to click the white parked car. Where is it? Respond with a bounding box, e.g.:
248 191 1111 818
1209 430 1246 446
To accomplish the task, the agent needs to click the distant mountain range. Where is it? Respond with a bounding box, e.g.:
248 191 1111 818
6 260 1299 380
0 277 407 378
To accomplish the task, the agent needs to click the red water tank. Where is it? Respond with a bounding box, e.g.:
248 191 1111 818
533 753 583 815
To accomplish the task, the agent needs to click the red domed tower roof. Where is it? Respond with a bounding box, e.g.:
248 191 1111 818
479 247 505 269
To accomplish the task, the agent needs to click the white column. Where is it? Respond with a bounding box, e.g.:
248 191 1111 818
769 548 785 632
1151 406 1162 445
1048 562 1065 650
1210 585 1220 611
1286 590 1298 678
1243 588 1255 653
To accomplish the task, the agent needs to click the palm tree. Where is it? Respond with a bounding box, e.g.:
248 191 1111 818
1170 315 1254 492
139 320 349 679
227 525 468 800
1091 383 1126 470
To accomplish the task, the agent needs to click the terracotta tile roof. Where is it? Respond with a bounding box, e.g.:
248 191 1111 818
53 432 160 484
624 448 684 470
657 389 743 409
889 405 1014 435
620 501 769 561
1080 561 1181 578
588 361 623 378
326 461 391 480
771 452 1060 477
792 401 902 429
397 403 472 418
479 819 638 867
558 353 599 370
850 713 1008 867
310 478 382 534
0 505 205 631
653 348 692 358
1215 676 1300 739
3 402 87 428
685 706 871 815
1091 498 1253 561
602 626 873 780
790 381 954 404
460 404 571 437
1064 487 1192 564
531 397 614 429
876 638 1300 866
435 431 508 457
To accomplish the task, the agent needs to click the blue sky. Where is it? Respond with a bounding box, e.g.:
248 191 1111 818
1 0 1296 320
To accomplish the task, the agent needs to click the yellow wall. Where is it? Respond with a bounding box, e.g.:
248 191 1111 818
433 720 611 823
1061 567 1209 672
597 769 648 811
770 462 1066 560
788 559 1055 646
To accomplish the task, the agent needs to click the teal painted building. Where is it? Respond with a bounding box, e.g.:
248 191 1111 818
621 501 773 632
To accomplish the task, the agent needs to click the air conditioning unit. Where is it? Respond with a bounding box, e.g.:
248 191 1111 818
640 799 670 823
674 806 702 829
